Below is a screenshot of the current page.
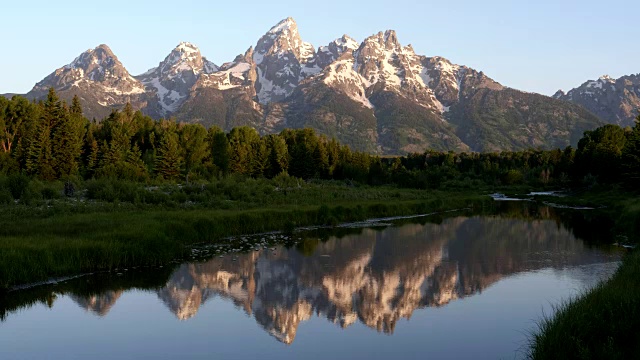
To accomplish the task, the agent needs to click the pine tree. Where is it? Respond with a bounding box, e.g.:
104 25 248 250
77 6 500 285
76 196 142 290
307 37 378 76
179 124 208 181
37 125 55 180
0 97 26 154
24 88 64 180
621 118 640 187
211 130 230 175
312 140 329 178
124 144 148 180
264 135 289 178
83 124 100 177
52 97 86 178
155 132 182 181
228 127 260 175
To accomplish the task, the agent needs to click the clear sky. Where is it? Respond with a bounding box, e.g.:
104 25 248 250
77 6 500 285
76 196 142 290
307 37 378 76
1 0 637 95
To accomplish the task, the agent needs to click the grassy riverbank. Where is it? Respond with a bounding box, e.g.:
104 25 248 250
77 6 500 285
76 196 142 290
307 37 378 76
529 251 640 359
529 187 640 359
538 185 640 244
0 181 492 290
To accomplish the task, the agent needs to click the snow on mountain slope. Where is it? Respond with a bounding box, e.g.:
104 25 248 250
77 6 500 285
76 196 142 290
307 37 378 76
315 30 454 113
322 57 373 108
316 35 360 69
136 42 219 115
197 49 255 91
19 17 600 154
252 17 321 104
29 44 146 99
554 74 640 126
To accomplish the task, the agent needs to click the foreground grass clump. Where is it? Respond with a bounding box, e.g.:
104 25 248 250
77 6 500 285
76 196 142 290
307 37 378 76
0 184 491 289
529 251 640 359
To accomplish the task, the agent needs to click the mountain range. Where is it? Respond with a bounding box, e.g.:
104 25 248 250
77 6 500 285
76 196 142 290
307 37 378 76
554 74 640 127
7 17 637 154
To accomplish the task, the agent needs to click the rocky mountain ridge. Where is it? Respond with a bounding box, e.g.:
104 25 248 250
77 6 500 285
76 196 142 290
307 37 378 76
135 42 219 118
554 74 640 127
15 17 603 153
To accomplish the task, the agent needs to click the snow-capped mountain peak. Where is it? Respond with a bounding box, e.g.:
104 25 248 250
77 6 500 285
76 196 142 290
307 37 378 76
196 48 254 92
555 73 640 126
64 44 116 71
335 35 359 51
30 44 145 100
136 42 220 116
383 30 401 50
360 30 402 52
255 17 315 64
267 17 297 36
154 41 218 77
317 35 359 69
253 17 319 104
176 41 199 55
20 20 601 155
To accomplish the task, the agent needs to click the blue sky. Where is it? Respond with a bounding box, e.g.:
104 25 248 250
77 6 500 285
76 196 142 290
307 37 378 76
1 0 637 95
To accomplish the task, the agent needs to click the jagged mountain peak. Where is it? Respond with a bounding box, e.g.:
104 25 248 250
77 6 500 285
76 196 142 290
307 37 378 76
576 75 617 90
252 17 319 104
19 20 604 155
331 35 359 52
403 44 415 53
136 41 220 117
383 30 400 49
189 46 256 101
64 44 120 72
340 34 356 42
553 89 566 98
175 41 199 54
239 46 254 63
353 30 414 90
150 41 218 77
362 30 402 51
555 72 640 126
96 43 112 51
26 44 146 119
267 17 298 35
255 17 314 63
80 43 114 57
316 35 359 68
30 43 143 98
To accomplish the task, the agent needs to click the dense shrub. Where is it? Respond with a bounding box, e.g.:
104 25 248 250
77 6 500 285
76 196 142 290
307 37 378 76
7 173 30 200
86 178 143 203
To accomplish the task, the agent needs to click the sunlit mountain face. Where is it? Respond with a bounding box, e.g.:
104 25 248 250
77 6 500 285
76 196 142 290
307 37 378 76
14 18 602 154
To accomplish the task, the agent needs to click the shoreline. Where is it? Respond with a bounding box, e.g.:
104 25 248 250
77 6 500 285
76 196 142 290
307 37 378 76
0 192 492 290
527 187 640 359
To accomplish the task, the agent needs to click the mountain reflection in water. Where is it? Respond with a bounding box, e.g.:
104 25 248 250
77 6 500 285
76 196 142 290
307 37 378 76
55 212 620 345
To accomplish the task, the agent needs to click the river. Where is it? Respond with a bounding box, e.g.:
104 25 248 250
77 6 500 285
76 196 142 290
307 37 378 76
0 203 623 359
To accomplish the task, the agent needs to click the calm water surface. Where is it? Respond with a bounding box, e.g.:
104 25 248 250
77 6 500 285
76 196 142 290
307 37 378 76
0 205 623 359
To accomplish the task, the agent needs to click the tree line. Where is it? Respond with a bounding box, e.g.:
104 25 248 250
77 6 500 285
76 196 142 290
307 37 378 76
1 88 639 189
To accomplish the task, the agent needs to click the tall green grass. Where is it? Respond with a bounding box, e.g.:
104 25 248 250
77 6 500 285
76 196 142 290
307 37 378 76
528 187 640 359
0 190 492 289
529 251 640 359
